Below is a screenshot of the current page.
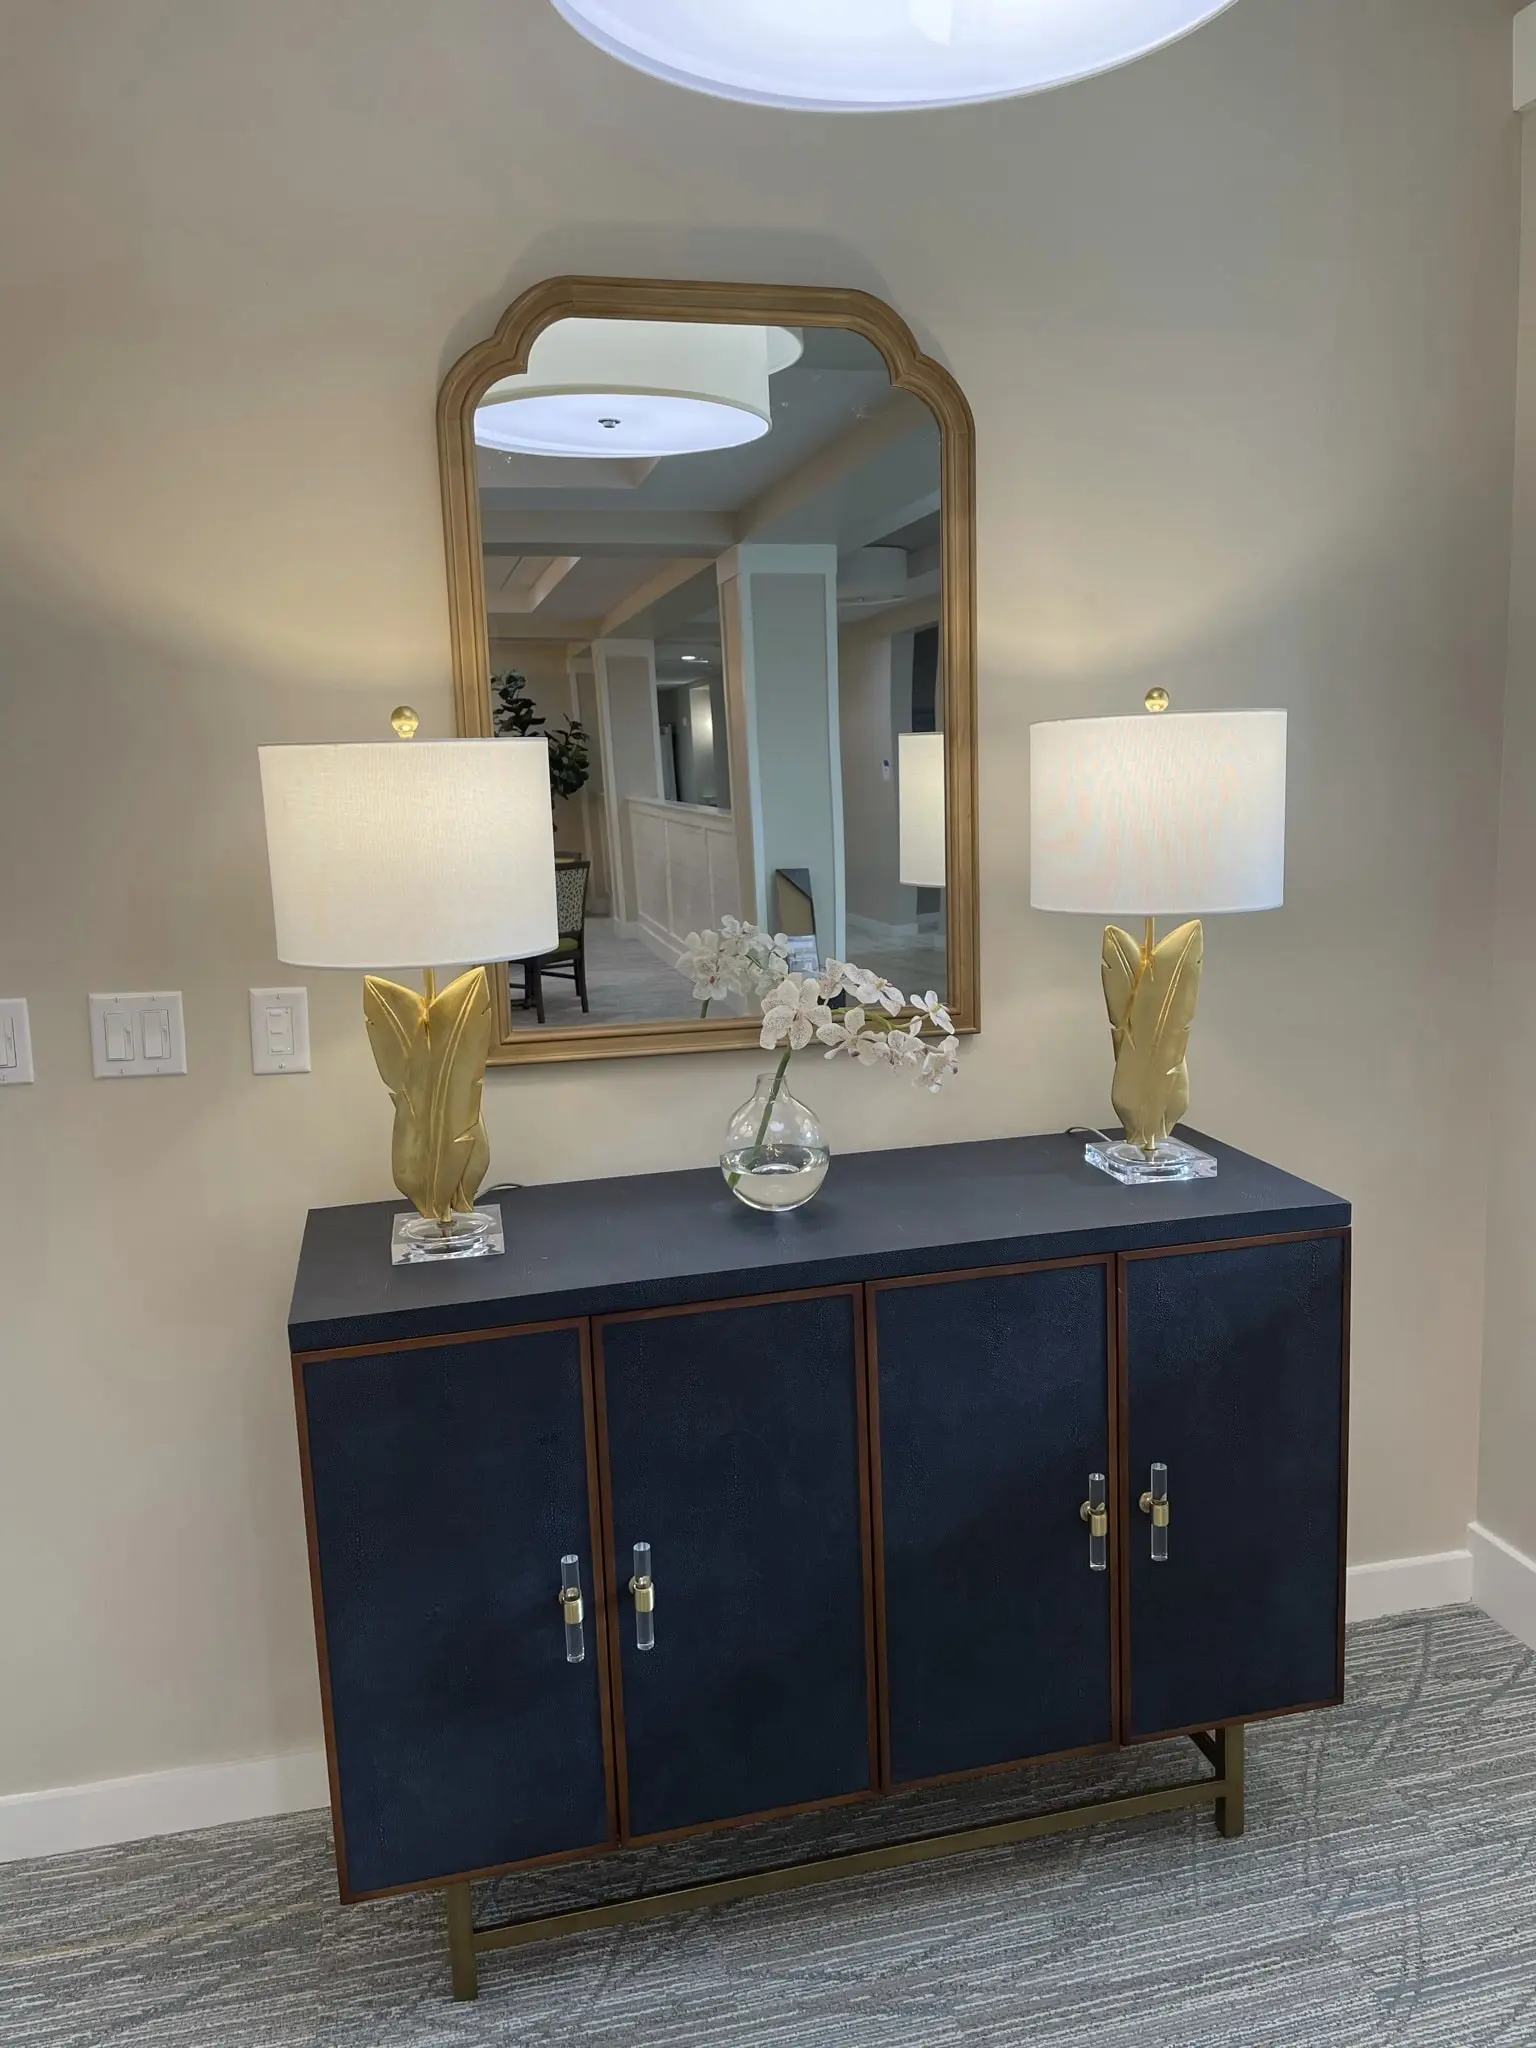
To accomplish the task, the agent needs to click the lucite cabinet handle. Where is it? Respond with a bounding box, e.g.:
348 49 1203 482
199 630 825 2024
1139 1462 1171 1562
629 1541 656 1651
558 1554 586 1664
1079 1473 1109 1573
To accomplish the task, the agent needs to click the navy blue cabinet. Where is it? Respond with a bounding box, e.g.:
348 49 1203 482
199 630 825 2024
1122 1235 1348 1739
871 1260 1115 1783
596 1289 875 1838
289 1135 1350 1935
298 1325 613 1896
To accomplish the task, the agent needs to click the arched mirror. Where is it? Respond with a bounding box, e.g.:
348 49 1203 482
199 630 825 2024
438 278 978 1063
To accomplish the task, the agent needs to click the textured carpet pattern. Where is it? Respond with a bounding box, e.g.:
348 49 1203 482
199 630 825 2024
2 1607 1534 2045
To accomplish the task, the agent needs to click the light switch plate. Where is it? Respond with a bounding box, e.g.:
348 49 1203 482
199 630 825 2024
0 999 34 1084
250 986 311 1075
89 992 187 1078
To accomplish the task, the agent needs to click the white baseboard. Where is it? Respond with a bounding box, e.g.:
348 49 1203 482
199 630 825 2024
4 1537 1527 1868
0 1749 329 1866
1345 1547 1472 1622
1469 1520 1536 1650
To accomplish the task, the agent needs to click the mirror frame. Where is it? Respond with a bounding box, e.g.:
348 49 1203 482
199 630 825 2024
438 275 979 1064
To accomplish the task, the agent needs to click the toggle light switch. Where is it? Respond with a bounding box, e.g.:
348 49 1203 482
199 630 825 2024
90 993 187 1078
249 987 310 1075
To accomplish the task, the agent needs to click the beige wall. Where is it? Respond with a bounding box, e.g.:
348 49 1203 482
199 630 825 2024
0 0 1520 1796
1480 112 1536 1566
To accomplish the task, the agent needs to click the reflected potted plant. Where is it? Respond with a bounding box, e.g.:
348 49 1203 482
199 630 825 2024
492 671 591 842
676 918 959 1213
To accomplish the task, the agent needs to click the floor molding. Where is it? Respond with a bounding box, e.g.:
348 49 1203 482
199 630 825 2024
0 1749 329 1866
1469 1521 1536 1650
1344 1547 1473 1623
2 1543 1521 1866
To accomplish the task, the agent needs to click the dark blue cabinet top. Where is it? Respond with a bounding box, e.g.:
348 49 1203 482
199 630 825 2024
288 1129 1349 1354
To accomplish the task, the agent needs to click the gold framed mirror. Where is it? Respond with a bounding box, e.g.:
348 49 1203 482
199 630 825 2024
438 277 978 1064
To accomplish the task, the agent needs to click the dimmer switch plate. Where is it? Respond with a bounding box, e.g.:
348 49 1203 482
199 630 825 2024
0 999 34 1084
250 987 310 1074
89 992 187 1078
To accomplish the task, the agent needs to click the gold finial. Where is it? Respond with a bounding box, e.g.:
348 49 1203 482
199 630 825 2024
1144 688 1170 714
390 705 421 739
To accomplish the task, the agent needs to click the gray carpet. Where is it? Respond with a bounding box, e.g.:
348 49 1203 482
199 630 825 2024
3 1607 1534 2045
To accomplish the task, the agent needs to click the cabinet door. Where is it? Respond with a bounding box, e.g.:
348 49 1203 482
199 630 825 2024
872 1261 1116 1784
1122 1233 1348 1741
298 1324 613 1897
596 1289 875 1840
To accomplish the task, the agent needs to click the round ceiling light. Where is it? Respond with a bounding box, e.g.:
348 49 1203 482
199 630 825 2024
475 319 804 459
547 1 1240 111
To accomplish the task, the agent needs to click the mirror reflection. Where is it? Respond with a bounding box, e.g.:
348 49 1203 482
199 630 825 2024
476 317 946 1031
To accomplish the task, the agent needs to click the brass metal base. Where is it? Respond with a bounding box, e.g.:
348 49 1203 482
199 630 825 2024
442 1726 1246 2001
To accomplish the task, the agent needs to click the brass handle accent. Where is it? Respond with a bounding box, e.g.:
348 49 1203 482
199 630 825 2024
1140 1462 1170 1562
629 1541 656 1651
558 1554 586 1664
1079 1472 1109 1572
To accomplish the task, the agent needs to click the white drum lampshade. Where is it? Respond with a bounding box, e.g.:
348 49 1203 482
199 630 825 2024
898 732 946 889
476 320 804 460
548 1 1241 113
1029 710 1286 917
259 739 558 970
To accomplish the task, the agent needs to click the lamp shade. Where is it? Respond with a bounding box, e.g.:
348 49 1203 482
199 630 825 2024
476 320 803 460
898 732 946 888
259 739 558 970
1030 710 1286 916
548 0 1240 113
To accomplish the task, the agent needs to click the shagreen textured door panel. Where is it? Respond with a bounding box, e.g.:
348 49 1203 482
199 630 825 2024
872 1262 1116 1783
299 1326 612 1895
1122 1234 1347 1740
597 1289 874 1840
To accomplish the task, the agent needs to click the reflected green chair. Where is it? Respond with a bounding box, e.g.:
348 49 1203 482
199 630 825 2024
518 858 590 1025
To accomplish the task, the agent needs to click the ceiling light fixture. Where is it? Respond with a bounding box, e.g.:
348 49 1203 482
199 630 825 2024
476 320 803 459
547 1 1240 112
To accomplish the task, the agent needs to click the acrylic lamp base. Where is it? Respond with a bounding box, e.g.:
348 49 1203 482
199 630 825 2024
391 1204 505 1266
1084 1137 1218 1186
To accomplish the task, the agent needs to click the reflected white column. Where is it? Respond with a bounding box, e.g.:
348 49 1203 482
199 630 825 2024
716 544 845 965
591 637 662 929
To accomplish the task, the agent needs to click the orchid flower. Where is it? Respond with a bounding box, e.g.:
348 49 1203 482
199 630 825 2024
816 1006 867 1058
760 975 832 1052
912 990 954 1035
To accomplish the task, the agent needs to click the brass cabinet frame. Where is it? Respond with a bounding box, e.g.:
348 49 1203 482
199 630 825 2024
437 276 980 1066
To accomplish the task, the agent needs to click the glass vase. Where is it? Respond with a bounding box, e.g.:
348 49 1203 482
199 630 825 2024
720 1067 830 1212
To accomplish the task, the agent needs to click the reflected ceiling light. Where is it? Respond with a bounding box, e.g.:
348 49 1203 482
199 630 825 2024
547 1 1241 112
475 320 803 459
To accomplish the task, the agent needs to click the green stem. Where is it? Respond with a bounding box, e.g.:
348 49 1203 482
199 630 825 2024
728 1044 793 1188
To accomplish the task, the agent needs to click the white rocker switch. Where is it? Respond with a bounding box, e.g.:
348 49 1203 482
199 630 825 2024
141 1008 170 1062
250 987 310 1075
90 993 187 1078
105 1010 135 1064
0 999 34 1085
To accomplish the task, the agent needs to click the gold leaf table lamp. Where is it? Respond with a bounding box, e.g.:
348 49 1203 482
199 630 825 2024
259 714 557 1262
1029 694 1287 1184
